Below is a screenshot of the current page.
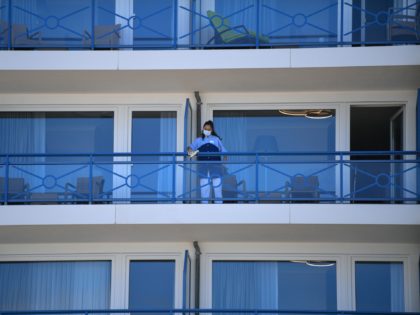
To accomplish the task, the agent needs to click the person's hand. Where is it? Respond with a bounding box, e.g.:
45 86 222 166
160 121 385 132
223 155 228 161
188 149 199 158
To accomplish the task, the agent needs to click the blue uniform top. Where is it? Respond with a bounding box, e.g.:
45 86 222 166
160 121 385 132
190 135 227 176
189 135 227 153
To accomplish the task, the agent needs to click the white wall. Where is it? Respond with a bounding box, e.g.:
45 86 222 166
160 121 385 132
0 46 419 70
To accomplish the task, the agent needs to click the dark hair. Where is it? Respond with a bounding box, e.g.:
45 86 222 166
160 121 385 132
202 120 222 139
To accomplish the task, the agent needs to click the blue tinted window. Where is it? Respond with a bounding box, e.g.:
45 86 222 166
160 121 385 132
132 111 176 153
213 261 337 310
131 112 177 200
129 260 175 309
356 262 404 312
213 110 336 197
0 112 114 154
0 261 111 310
213 110 335 153
0 112 114 196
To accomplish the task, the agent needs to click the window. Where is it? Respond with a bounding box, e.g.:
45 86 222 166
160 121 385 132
132 111 176 153
0 261 111 310
212 260 337 310
213 109 335 153
0 111 114 155
355 261 404 312
131 111 177 201
213 109 336 198
0 111 114 199
129 260 175 309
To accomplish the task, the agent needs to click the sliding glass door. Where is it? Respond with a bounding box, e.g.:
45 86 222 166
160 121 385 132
213 109 336 201
131 111 177 202
213 260 337 310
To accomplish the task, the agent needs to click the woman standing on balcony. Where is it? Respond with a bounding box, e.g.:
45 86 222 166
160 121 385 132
188 120 227 204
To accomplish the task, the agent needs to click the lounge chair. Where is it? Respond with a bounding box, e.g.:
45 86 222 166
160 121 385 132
206 10 269 46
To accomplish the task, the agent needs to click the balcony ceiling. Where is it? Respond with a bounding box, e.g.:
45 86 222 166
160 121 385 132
0 66 419 93
0 224 419 243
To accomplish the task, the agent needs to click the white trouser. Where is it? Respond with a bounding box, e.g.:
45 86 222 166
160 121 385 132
200 176 222 204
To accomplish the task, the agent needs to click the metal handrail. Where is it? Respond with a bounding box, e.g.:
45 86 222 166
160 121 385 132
1 309 420 315
0 151 418 157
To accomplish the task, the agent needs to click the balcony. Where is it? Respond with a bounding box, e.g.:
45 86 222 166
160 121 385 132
0 0 419 50
0 151 419 204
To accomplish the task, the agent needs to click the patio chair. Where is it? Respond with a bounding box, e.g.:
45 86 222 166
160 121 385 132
9 24 42 48
0 20 7 46
206 10 269 46
387 4 420 41
0 177 29 203
84 24 121 48
65 176 105 202
285 175 320 202
222 173 247 203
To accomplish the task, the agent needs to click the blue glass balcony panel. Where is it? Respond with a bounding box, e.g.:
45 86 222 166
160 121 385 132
345 0 420 45
260 0 338 47
0 151 418 204
0 0 418 49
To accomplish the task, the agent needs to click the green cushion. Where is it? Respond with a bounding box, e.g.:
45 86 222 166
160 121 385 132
207 10 269 44
207 10 245 43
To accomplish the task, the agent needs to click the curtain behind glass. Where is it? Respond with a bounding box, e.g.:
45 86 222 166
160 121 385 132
158 112 177 196
212 261 278 309
215 0 256 29
213 110 336 195
390 263 404 311
214 112 253 192
355 262 404 312
212 261 337 311
131 111 176 201
0 261 111 310
0 112 46 191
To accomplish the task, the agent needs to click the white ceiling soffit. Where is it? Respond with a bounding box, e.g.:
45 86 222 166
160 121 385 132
0 66 419 93
0 224 419 243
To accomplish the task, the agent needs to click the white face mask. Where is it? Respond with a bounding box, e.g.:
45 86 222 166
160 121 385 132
203 130 211 137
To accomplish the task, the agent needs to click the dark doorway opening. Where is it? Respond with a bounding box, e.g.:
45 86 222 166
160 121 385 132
350 106 404 202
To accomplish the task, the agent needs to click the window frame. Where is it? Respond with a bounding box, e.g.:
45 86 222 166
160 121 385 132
0 254 117 309
127 104 184 154
124 253 184 309
0 105 119 153
350 255 410 311
204 253 343 310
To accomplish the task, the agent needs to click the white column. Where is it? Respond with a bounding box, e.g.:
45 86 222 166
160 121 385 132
113 105 131 201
